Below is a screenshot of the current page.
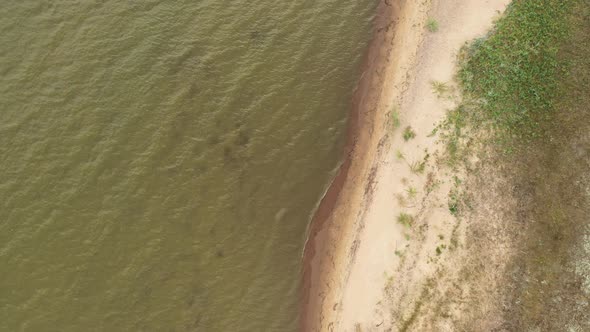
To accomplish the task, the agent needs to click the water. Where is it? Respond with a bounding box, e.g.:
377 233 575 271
0 1 376 331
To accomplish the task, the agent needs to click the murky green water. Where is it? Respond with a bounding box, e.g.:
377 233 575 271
0 1 376 331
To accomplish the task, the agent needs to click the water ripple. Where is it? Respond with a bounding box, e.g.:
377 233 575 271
0 0 376 331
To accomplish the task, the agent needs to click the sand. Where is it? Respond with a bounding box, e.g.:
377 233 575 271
301 0 510 330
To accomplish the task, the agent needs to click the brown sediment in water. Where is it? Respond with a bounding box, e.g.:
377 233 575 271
300 0 402 330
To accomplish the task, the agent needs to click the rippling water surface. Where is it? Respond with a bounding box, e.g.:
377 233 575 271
0 1 376 330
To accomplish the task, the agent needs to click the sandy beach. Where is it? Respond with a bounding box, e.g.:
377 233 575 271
301 0 510 330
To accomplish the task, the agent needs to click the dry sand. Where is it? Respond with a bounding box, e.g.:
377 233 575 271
301 0 510 330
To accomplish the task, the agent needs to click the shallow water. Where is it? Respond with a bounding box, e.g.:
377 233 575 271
0 1 376 331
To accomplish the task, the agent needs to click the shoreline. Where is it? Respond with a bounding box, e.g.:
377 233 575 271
300 0 406 330
300 0 511 330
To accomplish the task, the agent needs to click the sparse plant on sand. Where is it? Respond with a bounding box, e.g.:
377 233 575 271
406 186 418 199
426 18 439 32
391 108 401 130
396 149 405 161
396 193 408 207
409 160 426 174
448 191 460 216
397 212 414 228
409 152 430 174
385 274 395 289
427 126 439 137
430 80 449 98
403 126 416 141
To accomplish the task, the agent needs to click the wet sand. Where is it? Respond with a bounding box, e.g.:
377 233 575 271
300 0 406 330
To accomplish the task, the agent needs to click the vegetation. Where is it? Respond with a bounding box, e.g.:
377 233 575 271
399 278 434 332
424 172 440 194
430 80 449 98
409 151 429 174
391 108 401 129
397 212 414 228
409 160 425 174
457 0 573 145
396 193 408 207
396 149 405 160
426 18 439 32
435 245 446 256
447 196 459 216
405 186 417 199
438 0 590 329
439 105 467 166
402 126 416 141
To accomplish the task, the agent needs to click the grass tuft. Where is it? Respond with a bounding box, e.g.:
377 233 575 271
409 160 426 174
457 0 573 144
403 126 416 141
397 212 414 228
409 151 430 174
396 149 405 161
406 186 418 199
430 80 449 98
426 18 439 32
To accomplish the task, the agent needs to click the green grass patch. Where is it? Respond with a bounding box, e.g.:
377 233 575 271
457 0 573 145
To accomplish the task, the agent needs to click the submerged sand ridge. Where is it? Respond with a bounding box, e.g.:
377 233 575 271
301 0 510 330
